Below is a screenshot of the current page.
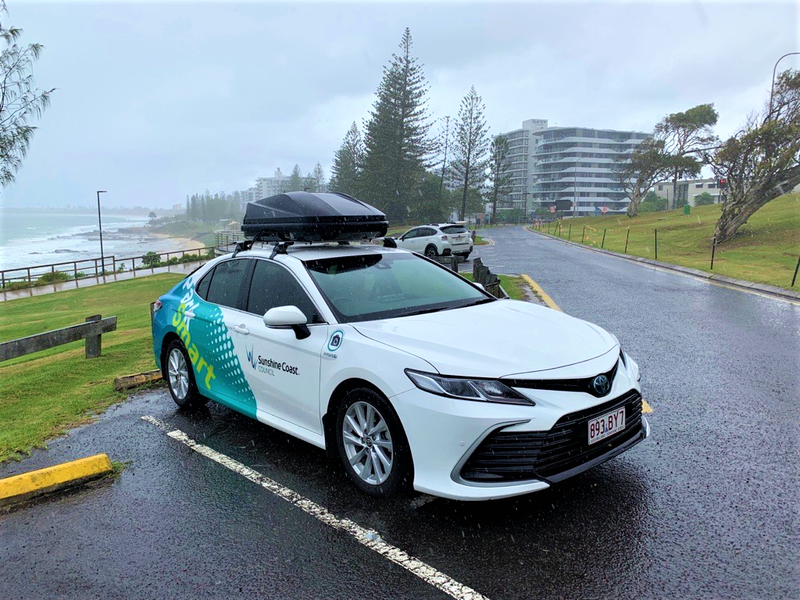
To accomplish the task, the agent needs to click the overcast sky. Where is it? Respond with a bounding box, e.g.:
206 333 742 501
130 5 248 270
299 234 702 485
2 0 798 209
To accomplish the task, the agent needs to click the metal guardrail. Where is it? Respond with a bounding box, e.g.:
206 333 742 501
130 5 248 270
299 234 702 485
0 315 117 361
0 246 216 290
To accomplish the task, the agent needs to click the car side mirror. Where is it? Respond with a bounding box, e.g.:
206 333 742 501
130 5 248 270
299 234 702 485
263 305 310 340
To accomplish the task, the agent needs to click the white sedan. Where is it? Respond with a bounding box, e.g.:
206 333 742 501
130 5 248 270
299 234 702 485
152 243 648 500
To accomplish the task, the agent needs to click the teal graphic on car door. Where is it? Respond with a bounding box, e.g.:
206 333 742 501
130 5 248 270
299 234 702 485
171 276 257 419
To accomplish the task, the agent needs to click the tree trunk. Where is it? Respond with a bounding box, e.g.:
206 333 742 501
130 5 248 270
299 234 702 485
670 168 679 210
627 191 644 217
714 167 800 243
460 156 471 221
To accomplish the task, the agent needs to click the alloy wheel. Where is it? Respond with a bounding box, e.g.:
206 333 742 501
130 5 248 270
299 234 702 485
341 401 394 485
168 347 190 400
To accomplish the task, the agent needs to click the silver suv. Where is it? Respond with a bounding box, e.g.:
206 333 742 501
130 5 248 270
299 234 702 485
394 223 473 259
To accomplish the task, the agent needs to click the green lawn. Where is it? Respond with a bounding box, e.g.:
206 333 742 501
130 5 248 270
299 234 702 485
461 272 527 301
533 193 800 290
0 274 184 461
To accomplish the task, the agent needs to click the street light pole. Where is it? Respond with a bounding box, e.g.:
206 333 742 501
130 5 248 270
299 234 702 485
96 190 107 276
769 52 800 116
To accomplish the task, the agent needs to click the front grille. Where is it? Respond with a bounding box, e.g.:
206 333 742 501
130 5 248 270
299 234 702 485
460 391 642 483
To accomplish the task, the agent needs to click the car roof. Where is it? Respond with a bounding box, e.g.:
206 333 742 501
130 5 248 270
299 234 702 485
227 242 411 263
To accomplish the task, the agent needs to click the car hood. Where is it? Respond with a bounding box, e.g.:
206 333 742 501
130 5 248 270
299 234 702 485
351 299 617 379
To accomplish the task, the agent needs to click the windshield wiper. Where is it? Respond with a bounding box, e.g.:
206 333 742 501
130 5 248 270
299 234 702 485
401 297 494 318
458 297 496 308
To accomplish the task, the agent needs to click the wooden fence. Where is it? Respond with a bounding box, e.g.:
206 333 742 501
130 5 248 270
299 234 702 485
472 258 505 298
0 315 117 362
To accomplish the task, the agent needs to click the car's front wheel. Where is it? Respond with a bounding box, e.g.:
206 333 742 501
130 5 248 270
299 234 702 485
164 340 207 409
335 388 411 497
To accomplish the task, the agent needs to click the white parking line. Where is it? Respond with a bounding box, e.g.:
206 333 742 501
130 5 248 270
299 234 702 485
140 415 489 600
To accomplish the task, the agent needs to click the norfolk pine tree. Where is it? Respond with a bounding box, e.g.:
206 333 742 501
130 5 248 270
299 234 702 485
361 28 433 221
329 122 365 196
288 164 303 191
312 163 326 192
488 135 512 222
451 86 489 220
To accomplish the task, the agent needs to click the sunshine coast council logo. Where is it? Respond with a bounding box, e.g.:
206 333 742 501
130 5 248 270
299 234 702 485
327 330 344 352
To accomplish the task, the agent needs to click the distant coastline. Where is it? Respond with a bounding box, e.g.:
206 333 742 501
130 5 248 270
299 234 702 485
0 213 211 272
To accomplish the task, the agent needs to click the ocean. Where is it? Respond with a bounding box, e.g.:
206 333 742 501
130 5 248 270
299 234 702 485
0 210 201 272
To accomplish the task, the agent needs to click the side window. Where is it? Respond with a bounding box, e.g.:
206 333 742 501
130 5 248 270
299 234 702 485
205 259 249 309
421 228 437 237
246 260 321 324
195 269 213 300
403 229 418 240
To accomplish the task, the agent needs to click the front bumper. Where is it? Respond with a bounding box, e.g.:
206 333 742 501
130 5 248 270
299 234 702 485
391 386 649 501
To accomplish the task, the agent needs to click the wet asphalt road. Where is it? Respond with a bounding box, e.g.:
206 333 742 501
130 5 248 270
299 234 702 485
1 226 798 599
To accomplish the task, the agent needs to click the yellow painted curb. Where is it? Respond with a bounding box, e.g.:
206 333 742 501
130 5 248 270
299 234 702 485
0 453 113 507
521 274 562 312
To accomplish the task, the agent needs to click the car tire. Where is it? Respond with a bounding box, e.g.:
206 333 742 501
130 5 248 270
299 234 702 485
424 245 438 259
164 339 207 409
335 388 412 497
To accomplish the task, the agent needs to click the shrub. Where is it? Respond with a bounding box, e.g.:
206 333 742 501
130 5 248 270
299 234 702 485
37 271 70 285
694 192 716 206
142 251 161 268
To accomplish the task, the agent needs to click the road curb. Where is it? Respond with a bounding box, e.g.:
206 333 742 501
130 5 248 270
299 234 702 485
114 369 163 391
526 227 800 302
0 453 113 508
520 274 562 311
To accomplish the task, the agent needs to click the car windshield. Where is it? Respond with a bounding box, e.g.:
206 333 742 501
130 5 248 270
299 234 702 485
304 252 492 323
440 226 467 234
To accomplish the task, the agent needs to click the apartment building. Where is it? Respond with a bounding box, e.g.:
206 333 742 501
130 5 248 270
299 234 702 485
496 119 548 209
531 126 649 215
498 120 649 215
654 178 721 206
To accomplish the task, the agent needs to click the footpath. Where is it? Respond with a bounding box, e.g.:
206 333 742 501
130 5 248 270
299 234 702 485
0 261 209 303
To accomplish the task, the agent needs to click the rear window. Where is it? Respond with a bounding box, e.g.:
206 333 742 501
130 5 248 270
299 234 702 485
441 226 467 234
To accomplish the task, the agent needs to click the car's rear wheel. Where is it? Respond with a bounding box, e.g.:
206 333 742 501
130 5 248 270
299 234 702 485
335 388 411 497
165 340 207 409
424 245 438 259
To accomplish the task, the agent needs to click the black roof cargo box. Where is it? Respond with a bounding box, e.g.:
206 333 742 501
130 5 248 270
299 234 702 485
242 191 388 242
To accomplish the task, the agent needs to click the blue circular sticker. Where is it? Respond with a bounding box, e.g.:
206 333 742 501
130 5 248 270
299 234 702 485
327 330 344 352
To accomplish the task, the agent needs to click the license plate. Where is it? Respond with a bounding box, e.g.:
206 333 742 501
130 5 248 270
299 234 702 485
588 407 626 445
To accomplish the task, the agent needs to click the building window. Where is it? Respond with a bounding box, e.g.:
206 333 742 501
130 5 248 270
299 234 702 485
658 185 663 191
695 183 704 188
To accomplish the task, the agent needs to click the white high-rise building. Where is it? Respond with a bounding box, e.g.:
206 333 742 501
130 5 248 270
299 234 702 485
255 168 290 198
498 120 649 215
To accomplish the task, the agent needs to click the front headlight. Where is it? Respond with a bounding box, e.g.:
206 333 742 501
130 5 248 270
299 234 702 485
405 369 534 406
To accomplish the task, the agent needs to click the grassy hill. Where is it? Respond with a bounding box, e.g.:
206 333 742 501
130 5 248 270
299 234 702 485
535 193 800 290
0 274 184 461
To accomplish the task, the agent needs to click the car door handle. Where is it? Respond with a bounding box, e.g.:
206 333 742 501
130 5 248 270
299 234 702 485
229 324 250 335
